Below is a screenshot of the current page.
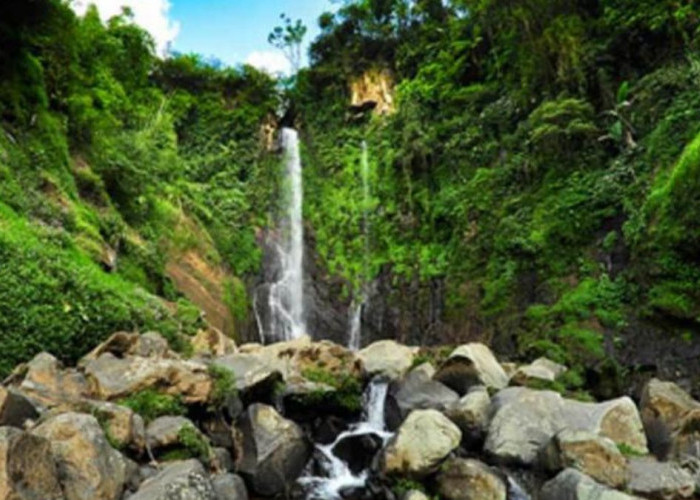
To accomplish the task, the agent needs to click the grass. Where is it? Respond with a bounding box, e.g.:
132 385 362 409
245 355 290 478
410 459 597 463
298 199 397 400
119 389 186 423
301 366 364 413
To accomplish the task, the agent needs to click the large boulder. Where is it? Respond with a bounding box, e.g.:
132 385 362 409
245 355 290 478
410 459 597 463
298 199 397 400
541 429 628 488
391 364 459 417
380 409 461 477
86 400 145 452
211 473 248 500
358 340 415 379
640 379 700 460
541 468 639 500
434 343 509 394
627 457 696 500
12 352 90 408
0 426 64 500
485 388 647 466
191 329 237 357
146 416 203 453
0 386 39 428
445 386 491 445
84 353 211 403
237 403 310 496
79 332 174 366
436 458 507 500
33 412 127 500
129 460 217 500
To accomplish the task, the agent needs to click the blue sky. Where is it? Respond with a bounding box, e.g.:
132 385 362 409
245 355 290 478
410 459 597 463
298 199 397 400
70 0 336 73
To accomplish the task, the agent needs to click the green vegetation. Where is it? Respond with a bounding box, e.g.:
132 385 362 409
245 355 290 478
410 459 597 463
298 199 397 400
301 366 364 413
207 365 237 411
119 389 186 422
177 424 212 465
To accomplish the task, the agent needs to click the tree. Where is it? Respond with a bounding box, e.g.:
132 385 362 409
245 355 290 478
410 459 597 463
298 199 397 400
268 14 307 73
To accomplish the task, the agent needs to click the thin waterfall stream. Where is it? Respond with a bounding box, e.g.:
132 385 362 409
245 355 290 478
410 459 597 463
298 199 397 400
256 128 306 342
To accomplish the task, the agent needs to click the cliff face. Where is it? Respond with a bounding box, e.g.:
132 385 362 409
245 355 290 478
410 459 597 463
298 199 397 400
349 68 395 116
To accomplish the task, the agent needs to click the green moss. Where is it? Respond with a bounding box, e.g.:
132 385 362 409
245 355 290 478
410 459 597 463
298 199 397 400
301 367 363 413
207 364 237 411
119 389 186 423
177 424 212 465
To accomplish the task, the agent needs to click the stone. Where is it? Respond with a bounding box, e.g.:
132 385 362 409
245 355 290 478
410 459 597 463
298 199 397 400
541 429 628 488
211 353 282 394
381 409 462 477
485 387 647 466
237 403 310 496
33 412 127 500
358 340 415 379
510 357 567 386
627 457 696 500
445 386 491 444
541 468 639 500
333 431 384 474
84 353 211 403
211 473 248 500
403 492 430 500
0 386 39 428
434 343 509 394
212 447 235 473
129 460 217 500
191 329 236 357
436 458 507 500
15 352 89 408
391 363 459 417
146 416 202 452
79 332 174 367
640 378 700 460
0 426 64 500
87 400 145 451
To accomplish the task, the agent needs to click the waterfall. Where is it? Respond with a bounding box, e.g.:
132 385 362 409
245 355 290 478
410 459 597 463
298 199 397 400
299 378 392 499
347 141 371 351
260 128 306 342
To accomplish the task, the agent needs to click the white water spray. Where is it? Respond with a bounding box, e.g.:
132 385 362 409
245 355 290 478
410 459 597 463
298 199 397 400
264 128 305 341
348 141 371 350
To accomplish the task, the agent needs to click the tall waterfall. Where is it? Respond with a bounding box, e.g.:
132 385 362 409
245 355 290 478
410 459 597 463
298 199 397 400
260 128 305 342
348 141 371 351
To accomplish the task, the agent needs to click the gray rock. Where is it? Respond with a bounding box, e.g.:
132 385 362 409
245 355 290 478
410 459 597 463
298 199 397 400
358 340 415 379
392 363 459 417
0 385 39 428
381 409 461 477
541 429 628 488
237 403 310 496
627 457 696 500
510 357 567 386
445 386 491 443
436 458 507 500
541 468 639 500
485 387 647 466
0 426 64 500
146 416 200 452
129 460 217 500
434 343 509 394
212 447 235 472
402 491 429 500
33 412 128 500
211 473 248 500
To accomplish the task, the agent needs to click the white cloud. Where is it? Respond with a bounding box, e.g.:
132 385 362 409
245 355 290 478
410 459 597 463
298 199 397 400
70 0 180 56
245 50 291 76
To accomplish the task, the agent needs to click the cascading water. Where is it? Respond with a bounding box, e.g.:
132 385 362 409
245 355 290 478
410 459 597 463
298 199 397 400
258 128 306 342
347 141 371 351
299 378 393 499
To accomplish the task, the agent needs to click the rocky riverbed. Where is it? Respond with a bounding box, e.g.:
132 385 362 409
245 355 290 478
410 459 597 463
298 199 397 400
0 330 698 500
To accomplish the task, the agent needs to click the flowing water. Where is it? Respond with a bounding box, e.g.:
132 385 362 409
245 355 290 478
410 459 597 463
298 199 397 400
258 128 306 342
347 141 371 351
299 379 393 499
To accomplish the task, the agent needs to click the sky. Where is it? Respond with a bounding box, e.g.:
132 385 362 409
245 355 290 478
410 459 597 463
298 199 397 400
70 0 336 74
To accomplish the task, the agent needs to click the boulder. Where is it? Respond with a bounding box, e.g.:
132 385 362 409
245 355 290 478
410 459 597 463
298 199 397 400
237 403 310 496
436 458 507 500
14 352 89 408
541 429 628 488
0 386 39 428
445 386 491 445
391 363 459 417
212 473 249 500
84 353 211 403
627 457 696 500
146 416 203 453
333 432 384 474
87 400 145 452
33 412 127 500
541 468 639 500
80 332 174 366
510 357 567 386
485 388 647 466
434 343 509 394
0 426 64 500
191 329 237 357
381 409 461 477
358 340 415 379
403 492 430 500
640 378 700 460
129 460 217 500
211 353 282 395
